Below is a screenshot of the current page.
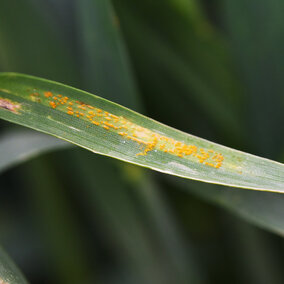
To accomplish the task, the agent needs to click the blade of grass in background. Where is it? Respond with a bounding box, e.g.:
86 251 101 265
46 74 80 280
77 0 141 110
0 247 28 284
0 73 283 193
221 0 284 158
21 159 91 284
0 0 78 86
0 129 69 173
222 214 284 283
125 165 202 283
171 177 284 236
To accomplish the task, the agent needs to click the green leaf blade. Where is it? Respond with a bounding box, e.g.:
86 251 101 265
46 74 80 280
0 72 283 192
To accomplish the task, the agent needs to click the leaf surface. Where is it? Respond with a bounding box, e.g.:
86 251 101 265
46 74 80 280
0 73 283 192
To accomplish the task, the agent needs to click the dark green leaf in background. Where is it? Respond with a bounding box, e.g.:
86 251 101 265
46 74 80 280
220 0 284 157
0 0 78 85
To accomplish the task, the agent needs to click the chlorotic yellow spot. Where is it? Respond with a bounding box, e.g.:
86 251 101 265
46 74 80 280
30 92 41 103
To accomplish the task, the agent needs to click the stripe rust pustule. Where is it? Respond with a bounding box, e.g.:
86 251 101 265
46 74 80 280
28 90 224 168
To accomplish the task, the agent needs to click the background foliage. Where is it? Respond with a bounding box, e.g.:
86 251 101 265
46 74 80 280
0 0 283 283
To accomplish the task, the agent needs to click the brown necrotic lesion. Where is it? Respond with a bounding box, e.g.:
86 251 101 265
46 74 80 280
0 98 20 113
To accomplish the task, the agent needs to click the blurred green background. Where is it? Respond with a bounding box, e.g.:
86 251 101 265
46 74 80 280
0 0 283 283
